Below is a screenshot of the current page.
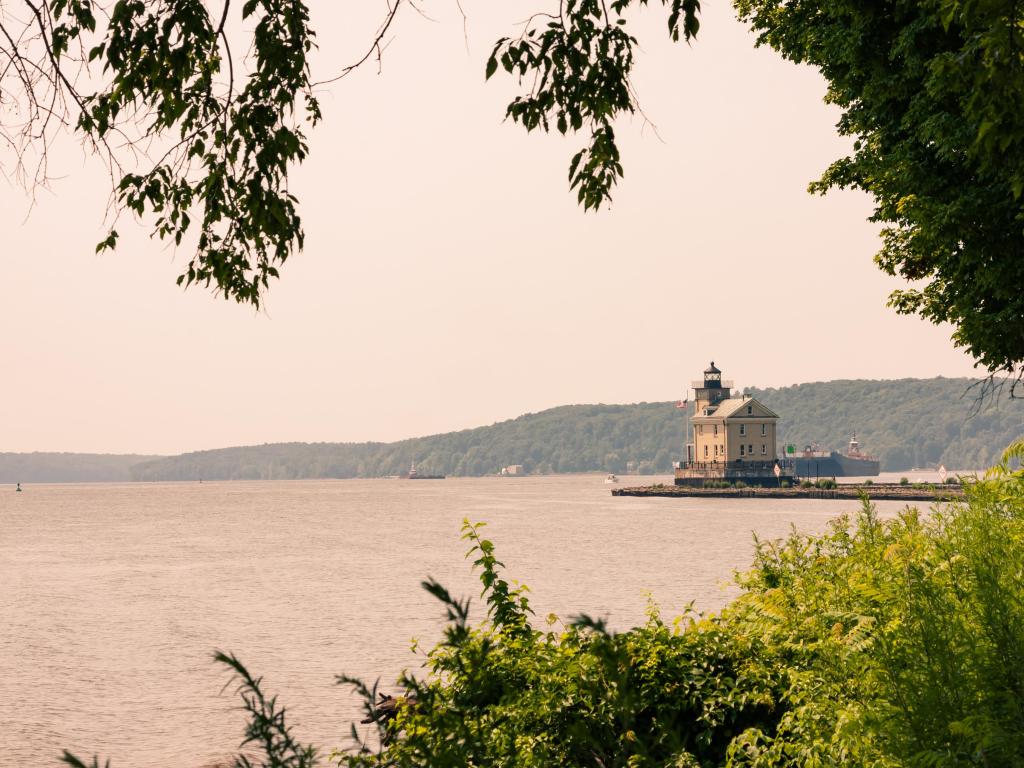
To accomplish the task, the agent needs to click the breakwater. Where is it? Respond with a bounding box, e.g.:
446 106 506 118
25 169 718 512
611 483 965 502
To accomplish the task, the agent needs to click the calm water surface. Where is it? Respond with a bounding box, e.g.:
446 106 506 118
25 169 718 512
1 476 920 768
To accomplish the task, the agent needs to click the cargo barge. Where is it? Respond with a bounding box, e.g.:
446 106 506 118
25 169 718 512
791 434 880 477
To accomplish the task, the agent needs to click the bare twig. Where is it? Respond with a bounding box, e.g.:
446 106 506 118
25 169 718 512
311 0 404 86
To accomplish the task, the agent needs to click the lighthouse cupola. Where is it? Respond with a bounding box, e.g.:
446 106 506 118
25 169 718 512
703 361 722 388
692 361 731 414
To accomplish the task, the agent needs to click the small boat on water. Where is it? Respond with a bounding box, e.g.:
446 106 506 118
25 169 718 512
15 482 22 492
405 462 445 480
604 474 619 484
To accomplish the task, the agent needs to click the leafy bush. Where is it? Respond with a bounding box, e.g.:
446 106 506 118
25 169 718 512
900 476 910 485
800 480 814 489
814 478 837 490
335 445 1024 767
336 521 785 768
863 479 874 486
66 444 1024 768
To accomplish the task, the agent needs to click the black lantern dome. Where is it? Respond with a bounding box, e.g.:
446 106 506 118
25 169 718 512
703 361 722 388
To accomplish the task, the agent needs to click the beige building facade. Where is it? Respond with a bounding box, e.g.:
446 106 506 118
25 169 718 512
692 397 779 463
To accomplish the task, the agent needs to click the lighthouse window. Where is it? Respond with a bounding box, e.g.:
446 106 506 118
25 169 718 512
746 405 752 415
739 424 746 436
761 424 767 436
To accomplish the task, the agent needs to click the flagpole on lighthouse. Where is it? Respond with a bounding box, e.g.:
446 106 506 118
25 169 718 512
676 393 690 467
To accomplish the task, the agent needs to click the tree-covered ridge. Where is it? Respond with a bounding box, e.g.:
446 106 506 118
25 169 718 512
127 377 1023 481
747 378 1024 472
128 402 682 481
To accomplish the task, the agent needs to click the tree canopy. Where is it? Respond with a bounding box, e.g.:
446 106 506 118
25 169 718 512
2 0 320 305
3 0 1022 381
735 0 1024 387
1 0 696 305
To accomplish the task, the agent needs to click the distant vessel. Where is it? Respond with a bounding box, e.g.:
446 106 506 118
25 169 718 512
604 474 619 484
15 482 22 492
791 434 880 477
405 462 445 480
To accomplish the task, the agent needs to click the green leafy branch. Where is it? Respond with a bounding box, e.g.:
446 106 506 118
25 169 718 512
486 0 700 210
48 0 321 307
461 518 534 636
215 650 319 768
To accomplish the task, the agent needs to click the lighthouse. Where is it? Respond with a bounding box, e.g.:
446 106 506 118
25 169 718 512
675 361 794 487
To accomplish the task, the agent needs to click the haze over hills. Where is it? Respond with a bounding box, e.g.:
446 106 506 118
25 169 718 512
0 453 160 483
4 378 1021 483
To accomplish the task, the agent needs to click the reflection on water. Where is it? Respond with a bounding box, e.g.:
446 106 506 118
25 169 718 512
1 476 923 768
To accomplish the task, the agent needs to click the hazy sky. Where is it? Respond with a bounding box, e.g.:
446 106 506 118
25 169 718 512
1 2 982 455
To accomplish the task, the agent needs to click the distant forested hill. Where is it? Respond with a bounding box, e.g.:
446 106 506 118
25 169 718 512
129 402 681 480
127 378 1024 481
0 453 160 483
748 378 1023 472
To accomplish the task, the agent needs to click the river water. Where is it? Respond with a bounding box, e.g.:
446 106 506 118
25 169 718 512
1 476 929 768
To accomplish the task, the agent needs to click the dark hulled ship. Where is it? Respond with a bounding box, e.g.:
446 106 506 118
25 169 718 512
791 434 881 477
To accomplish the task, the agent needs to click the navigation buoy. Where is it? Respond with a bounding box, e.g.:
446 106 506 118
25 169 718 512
15 482 22 492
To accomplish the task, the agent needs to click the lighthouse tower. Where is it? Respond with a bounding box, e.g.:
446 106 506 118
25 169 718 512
693 361 731 415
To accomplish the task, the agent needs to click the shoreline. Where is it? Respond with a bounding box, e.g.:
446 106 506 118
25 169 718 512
611 483 965 502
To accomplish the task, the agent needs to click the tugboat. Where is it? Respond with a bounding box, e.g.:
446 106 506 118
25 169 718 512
604 474 619 484
404 462 445 480
792 433 880 477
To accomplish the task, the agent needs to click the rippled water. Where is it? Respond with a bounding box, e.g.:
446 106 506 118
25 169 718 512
1 476 920 768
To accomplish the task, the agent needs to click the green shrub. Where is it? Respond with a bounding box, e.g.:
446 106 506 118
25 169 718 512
814 478 837 490
800 480 814 489
724 450 1024 766
900 476 910 485
734 480 747 489
66 444 1024 768
337 443 1024 768
863 479 873 486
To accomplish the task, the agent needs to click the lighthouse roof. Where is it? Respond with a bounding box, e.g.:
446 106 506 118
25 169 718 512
693 395 779 421
704 361 721 375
